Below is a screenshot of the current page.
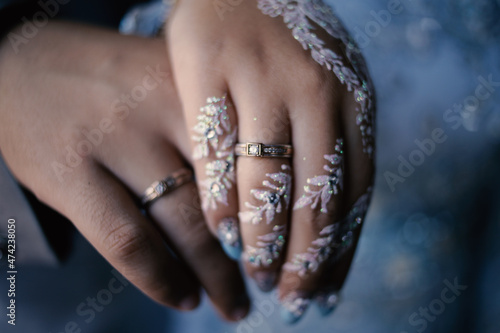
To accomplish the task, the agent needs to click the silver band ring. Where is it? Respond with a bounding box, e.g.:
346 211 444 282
141 168 193 206
235 143 292 158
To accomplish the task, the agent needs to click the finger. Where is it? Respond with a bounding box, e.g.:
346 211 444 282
278 86 374 323
100 134 250 321
170 53 243 260
279 98 344 323
310 94 375 315
229 85 292 292
62 161 200 311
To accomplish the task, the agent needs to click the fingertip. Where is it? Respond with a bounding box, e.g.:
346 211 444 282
177 293 201 311
316 290 340 316
279 292 310 325
231 305 250 322
280 307 302 325
217 217 242 260
253 271 277 292
221 292 251 322
221 242 242 260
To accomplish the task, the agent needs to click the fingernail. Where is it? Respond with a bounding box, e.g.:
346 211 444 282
253 272 277 292
178 294 199 311
217 217 242 260
231 307 248 321
231 294 250 321
316 291 340 316
280 292 310 325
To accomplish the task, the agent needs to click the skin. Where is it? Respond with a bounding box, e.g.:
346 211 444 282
0 21 250 321
167 0 375 308
0 0 375 323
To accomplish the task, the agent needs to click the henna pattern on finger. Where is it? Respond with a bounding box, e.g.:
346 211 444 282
200 129 237 210
294 139 344 213
239 165 291 267
258 0 375 156
192 95 237 210
239 164 292 224
284 188 372 277
192 95 231 160
244 224 287 267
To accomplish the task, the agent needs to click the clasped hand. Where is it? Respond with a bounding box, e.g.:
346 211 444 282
0 0 375 324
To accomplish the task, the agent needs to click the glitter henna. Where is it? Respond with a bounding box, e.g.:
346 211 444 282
239 164 292 224
244 224 287 267
258 0 375 156
294 139 344 213
192 95 237 210
284 188 372 277
192 95 232 160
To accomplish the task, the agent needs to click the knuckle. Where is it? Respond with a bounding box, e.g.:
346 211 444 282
103 223 151 261
151 285 182 306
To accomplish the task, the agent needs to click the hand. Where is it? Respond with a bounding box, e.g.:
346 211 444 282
167 0 375 323
0 21 249 321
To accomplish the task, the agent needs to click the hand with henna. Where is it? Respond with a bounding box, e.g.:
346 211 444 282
167 0 375 324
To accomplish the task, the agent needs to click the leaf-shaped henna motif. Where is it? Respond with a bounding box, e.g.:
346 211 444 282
284 188 372 277
244 225 287 267
294 139 343 213
239 164 292 224
258 0 375 156
193 95 237 211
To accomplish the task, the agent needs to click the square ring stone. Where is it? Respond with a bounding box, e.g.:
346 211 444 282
247 143 262 156
154 181 167 195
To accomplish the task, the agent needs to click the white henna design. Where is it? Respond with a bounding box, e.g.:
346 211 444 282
239 164 292 224
192 95 237 210
244 224 287 267
258 0 375 156
284 188 372 277
294 139 343 213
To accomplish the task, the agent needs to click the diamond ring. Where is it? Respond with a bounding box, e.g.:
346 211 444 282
235 143 292 158
141 168 193 207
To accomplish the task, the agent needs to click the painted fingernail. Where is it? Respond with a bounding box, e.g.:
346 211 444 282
280 292 310 325
316 290 340 316
253 272 277 292
217 217 242 260
178 294 199 311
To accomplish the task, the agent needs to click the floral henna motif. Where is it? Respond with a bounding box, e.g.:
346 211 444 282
192 95 232 160
200 155 235 210
282 223 339 277
192 95 237 210
239 164 292 224
294 139 344 213
257 0 375 156
284 188 372 277
244 224 287 267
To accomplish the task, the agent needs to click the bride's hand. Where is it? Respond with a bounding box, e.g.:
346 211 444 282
167 0 376 323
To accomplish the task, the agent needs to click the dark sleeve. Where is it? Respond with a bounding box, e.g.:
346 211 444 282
0 156 61 267
0 0 149 41
0 0 41 41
